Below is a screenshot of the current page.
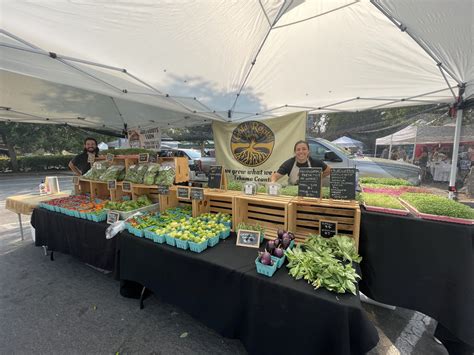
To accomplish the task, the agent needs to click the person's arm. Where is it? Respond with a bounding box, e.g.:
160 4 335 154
322 165 331 177
271 172 284 183
68 160 82 176
271 158 293 183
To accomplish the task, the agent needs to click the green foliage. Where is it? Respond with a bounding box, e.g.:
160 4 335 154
359 177 412 186
360 193 405 210
286 235 361 295
236 222 265 235
0 122 111 154
0 155 74 172
401 193 474 219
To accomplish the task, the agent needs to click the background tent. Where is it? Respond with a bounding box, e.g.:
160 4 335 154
376 125 474 146
1 0 466 132
331 136 364 149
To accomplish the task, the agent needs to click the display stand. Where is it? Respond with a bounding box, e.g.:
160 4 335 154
233 194 293 239
192 189 239 226
287 197 361 248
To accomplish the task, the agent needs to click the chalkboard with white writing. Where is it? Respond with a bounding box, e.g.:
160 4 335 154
298 167 322 198
329 168 356 200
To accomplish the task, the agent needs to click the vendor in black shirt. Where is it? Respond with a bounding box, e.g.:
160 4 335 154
68 137 99 175
271 140 330 185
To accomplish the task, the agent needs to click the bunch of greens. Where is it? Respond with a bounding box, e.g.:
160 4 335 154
286 235 361 295
124 164 148 184
401 193 474 219
82 162 110 180
280 185 298 196
143 163 161 185
360 193 405 210
359 177 412 186
227 180 243 191
99 165 125 181
154 167 175 186
105 195 153 211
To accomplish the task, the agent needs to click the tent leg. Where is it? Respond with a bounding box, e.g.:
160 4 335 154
374 145 377 158
448 109 463 199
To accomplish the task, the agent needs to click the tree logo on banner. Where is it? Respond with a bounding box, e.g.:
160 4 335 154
230 121 275 167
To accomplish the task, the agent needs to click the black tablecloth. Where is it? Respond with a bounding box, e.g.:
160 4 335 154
359 210 474 353
116 232 379 355
31 208 116 271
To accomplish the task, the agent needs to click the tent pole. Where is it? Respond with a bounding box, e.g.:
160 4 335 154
448 108 463 199
412 126 418 162
374 145 377 158
388 135 393 158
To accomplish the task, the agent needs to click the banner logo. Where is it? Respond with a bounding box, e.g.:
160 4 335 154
230 121 275 167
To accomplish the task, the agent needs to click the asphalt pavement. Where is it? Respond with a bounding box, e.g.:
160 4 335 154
0 173 449 354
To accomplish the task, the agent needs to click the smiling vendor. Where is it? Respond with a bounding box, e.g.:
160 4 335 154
271 140 330 185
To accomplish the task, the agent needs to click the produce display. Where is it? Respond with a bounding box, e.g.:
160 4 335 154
82 162 110 180
99 165 126 182
360 193 406 210
237 222 265 235
143 163 161 185
40 195 108 222
286 235 361 294
359 177 412 186
154 167 176 186
400 193 474 220
361 184 430 196
124 164 148 184
263 229 296 268
105 195 153 211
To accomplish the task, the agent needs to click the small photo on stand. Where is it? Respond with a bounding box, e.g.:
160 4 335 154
236 230 261 248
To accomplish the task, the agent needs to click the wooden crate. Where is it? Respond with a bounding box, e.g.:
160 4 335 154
234 194 293 240
75 179 91 195
193 189 239 224
287 198 361 248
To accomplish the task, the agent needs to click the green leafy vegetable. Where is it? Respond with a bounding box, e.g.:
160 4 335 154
401 193 474 219
359 177 412 186
360 193 405 210
286 235 361 295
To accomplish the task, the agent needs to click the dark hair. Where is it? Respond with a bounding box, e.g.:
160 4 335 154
84 137 98 145
294 140 310 152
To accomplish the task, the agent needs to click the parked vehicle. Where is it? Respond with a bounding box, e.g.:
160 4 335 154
158 148 202 171
307 138 421 185
195 149 216 174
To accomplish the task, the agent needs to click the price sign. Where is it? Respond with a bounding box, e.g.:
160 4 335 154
244 182 256 195
157 185 169 195
106 153 114 162
329 168 356 200
298 167 322 198
107 211 120 225
236 230 261 248
208 165 223 189
177 187 190 199
72 176 79 185
319 220 337 238
268 184 279 196
107 180 117 190
139 153 149 163
122 181 132 192
190 187 204 200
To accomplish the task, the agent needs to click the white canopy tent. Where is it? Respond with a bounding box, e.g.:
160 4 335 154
332 136 364 149
376 125 474 146
1 0 472 192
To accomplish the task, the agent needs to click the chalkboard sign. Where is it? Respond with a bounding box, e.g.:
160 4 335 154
107 180 117 190
157 185 169 195
177 187 190 199
236 229 261 248
190 187 204 200
329 168 356 200
106 153 114 162
319 220 337 238
107 211 120 225
298 167 322 198
122 181 132 192
139 153 149 163
208 165 223 189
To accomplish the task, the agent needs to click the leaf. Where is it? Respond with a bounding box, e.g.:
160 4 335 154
180 332 189 338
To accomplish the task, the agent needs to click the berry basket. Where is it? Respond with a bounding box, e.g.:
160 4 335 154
165 234 176 246
207 234 220 247
188 240 208 253
271 255 286 269
255 257 277 277
219 227 231 240
175 238 189 250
